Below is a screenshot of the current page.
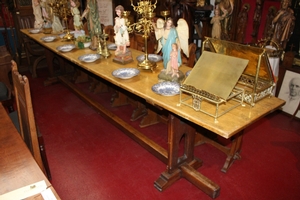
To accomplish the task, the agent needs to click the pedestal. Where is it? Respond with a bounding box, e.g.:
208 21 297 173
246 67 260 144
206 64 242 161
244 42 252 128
113 50 133 65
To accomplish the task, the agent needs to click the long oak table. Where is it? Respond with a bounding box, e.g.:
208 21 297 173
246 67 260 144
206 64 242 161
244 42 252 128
22 29 285 198
0 103 60 199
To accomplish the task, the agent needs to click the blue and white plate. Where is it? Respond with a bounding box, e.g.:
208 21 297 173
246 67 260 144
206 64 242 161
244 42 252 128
136 54 162 63
107 43 117 50
41 36 56 42
152 82 180 96
112 68 140 79
78 54 101 63
56 44 76 52
29 29 41 34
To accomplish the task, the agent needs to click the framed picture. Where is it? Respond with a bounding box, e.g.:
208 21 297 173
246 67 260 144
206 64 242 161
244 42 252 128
98 0 114 26
278 70 300 118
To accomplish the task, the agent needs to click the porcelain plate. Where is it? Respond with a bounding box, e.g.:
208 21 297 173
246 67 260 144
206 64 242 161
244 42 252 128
152 81 180 96
136 54 162 63
56 44 76 52
41 36 56 42
112 68 140 79
78 54 101 63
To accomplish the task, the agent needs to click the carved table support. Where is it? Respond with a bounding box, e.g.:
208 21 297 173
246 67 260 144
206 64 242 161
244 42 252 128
195 130 244 173
154 114 220 198
130 102 147 121
111 91 129 107
43 48 58 86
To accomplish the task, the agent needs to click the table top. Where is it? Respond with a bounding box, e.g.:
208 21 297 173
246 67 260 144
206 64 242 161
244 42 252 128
0 103 60 198
22 29 285 139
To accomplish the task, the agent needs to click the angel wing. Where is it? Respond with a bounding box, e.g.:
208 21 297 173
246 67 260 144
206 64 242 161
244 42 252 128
176 18 189 58
155 18 165 54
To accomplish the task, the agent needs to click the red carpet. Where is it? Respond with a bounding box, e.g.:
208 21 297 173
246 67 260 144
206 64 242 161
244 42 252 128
27 69 300 200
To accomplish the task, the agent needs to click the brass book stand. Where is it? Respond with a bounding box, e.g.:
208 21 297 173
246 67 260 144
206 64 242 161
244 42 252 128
179 51 248 122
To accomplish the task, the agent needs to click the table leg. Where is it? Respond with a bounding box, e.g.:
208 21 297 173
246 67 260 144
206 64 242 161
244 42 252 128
195 130 244 173
131 102 147 121
43 48 57 86
221 131 243 173
139 109 160 128
154 114 220 198
111 91 129 107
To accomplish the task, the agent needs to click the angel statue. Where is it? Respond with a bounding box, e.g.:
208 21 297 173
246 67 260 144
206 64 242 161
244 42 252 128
152 18 189 77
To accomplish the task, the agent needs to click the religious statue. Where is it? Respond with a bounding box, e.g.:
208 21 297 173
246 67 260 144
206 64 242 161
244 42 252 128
114 5 130 55
49 0 63 34
32 0 44 29
40 0 50 22
70 0 83 31
236 4 249 43
168 43 180 77
218 0 234 39
81 0 102 50
153 17 189 82
271 0 295 49
251 0 263 39
210 6 225 39
262 6 277 40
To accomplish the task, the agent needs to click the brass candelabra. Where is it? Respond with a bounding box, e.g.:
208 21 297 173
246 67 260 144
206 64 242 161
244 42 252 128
160 10 170 21
101 30 111 58
49 0 74 41
95 28 103 55
126 0 157 71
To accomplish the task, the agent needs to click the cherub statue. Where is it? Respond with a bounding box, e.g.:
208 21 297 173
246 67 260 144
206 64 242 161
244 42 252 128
114 5 130 55
169 43 180 77
211 6 225 39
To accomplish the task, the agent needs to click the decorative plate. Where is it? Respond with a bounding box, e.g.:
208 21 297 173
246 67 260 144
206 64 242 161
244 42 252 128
56 44 76 52
112 68 140 79
78 54 101 63
41 36 56 42
185 70 191 77
107 43 117 50
29 29 41 34
136 54 163 63
152 82 180 96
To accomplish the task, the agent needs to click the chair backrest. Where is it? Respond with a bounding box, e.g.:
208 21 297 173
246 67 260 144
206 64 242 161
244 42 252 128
0 46 13 98
130 32 156 54
104 25 115 43
11 60 46 174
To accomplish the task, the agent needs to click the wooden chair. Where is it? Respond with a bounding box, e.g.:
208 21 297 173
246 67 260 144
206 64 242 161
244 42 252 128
14 12 45 78
104 25 115 43
11 60 51 180
0 46 14 112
